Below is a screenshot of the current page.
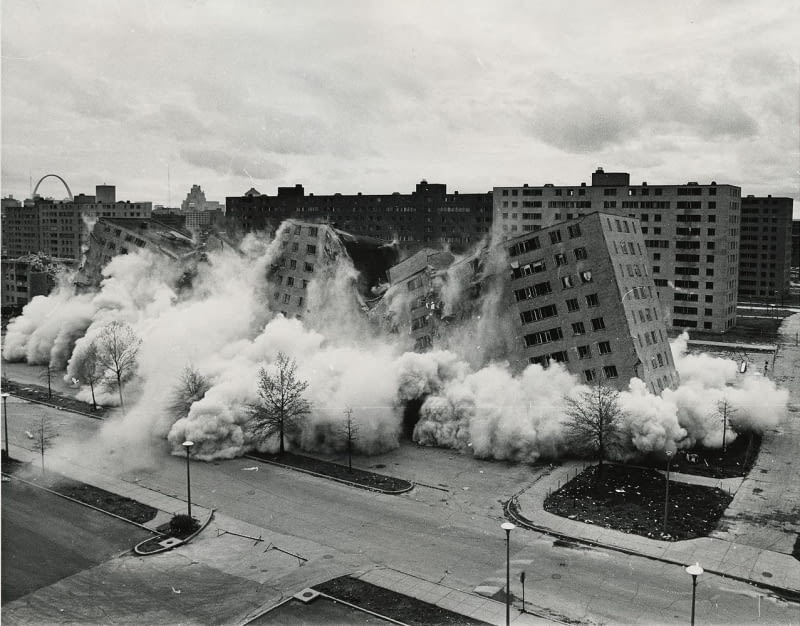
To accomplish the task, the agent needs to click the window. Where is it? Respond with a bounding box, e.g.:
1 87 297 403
567 224 582 238
555 252 567 266
580 271 593 283
289 259 297 269
549 230 562 244
524 327 564 347
561 275 575 288
603 365 618 379
584 369 596 383
578 345 592 359
520 304 558 324
308 226 318 236
566 298 579 312
283 293 291 304
572 322 586 335
307 244 317 254
585 293 599 307
292 242 299 252
286 276 294 287
598 341 612 354
304 262 315 272
591 317 606 331
574 247 588 260
513 281 552 302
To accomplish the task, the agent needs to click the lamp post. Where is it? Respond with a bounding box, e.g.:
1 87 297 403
663 450 673 534
685 562 703 625
1 393 10 460
182 441 194 518
501 522 515 626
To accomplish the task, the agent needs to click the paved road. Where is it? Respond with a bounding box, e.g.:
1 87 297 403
2 383 799 623
1 477 151 604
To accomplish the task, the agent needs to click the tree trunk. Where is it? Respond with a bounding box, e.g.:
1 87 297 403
116 372 125 414
279 419 285 454
90 379 97 411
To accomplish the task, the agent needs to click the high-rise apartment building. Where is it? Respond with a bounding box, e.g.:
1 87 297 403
494 169 741 333
376 212 678 393
227 181 493 254
2 186 152 263
738 196 793 303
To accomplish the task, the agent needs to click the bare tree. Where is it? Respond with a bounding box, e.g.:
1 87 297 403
713 397 738 453
564 384 626 481
249 352 311 454
33 416 58 473
75 341 102 411
340 406 359 471
96 321 141 414
38 365 53 399
168 364 210 420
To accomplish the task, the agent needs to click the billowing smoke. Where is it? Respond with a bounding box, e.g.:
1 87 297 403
3 226 790 469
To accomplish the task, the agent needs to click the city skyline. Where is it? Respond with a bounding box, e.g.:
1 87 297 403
2 0 798 215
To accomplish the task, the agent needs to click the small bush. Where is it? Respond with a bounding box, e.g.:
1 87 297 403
169 514 198 536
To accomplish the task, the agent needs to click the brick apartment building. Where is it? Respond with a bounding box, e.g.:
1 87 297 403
738 195 793 303
227 181 493 254
378 212 678 393
2 186 152 263
76 217 197 288
265 219 398 319
494 169 741 333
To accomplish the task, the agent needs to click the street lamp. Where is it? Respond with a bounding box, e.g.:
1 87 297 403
501 521 515 626
182 441 194 519
663 450 673 534
2 393 10 460
685 562 703 626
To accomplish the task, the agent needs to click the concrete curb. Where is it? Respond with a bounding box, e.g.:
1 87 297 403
134 509 216 556
4 391 106 420
244 454 414 495
1 470 160 535
503 497 800 602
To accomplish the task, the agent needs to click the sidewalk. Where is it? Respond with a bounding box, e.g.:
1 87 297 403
510 460 799 596
5 445 541 625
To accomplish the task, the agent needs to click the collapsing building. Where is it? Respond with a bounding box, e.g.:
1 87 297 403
265 220 398 319
375 212 679 394
76 217 200 289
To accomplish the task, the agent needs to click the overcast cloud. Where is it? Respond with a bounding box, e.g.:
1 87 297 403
2 0 797 214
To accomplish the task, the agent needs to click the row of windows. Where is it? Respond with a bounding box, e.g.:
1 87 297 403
523 317 606 348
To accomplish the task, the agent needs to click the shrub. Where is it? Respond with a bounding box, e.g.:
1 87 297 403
169 513 198 536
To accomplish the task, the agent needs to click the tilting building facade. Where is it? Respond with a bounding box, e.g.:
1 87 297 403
493 169 741 333
265 219 398 319
76 217 198 289
376 212 678 393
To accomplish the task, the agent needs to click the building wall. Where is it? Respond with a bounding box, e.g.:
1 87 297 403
2 197 152 262
494 170 740 333
502 213 678 393
78 217 194 288
738 196 793 302
227 180 493 254
793 220 800 270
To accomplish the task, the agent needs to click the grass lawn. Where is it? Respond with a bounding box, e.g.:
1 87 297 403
248 451 412 493
2 457 157 524
313 576 488 625
544 464 733 541
637 432 761 479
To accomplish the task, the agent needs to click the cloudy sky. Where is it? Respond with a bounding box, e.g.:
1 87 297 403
2 0 798 214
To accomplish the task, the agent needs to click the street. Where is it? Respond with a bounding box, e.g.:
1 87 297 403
1 387 798 624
